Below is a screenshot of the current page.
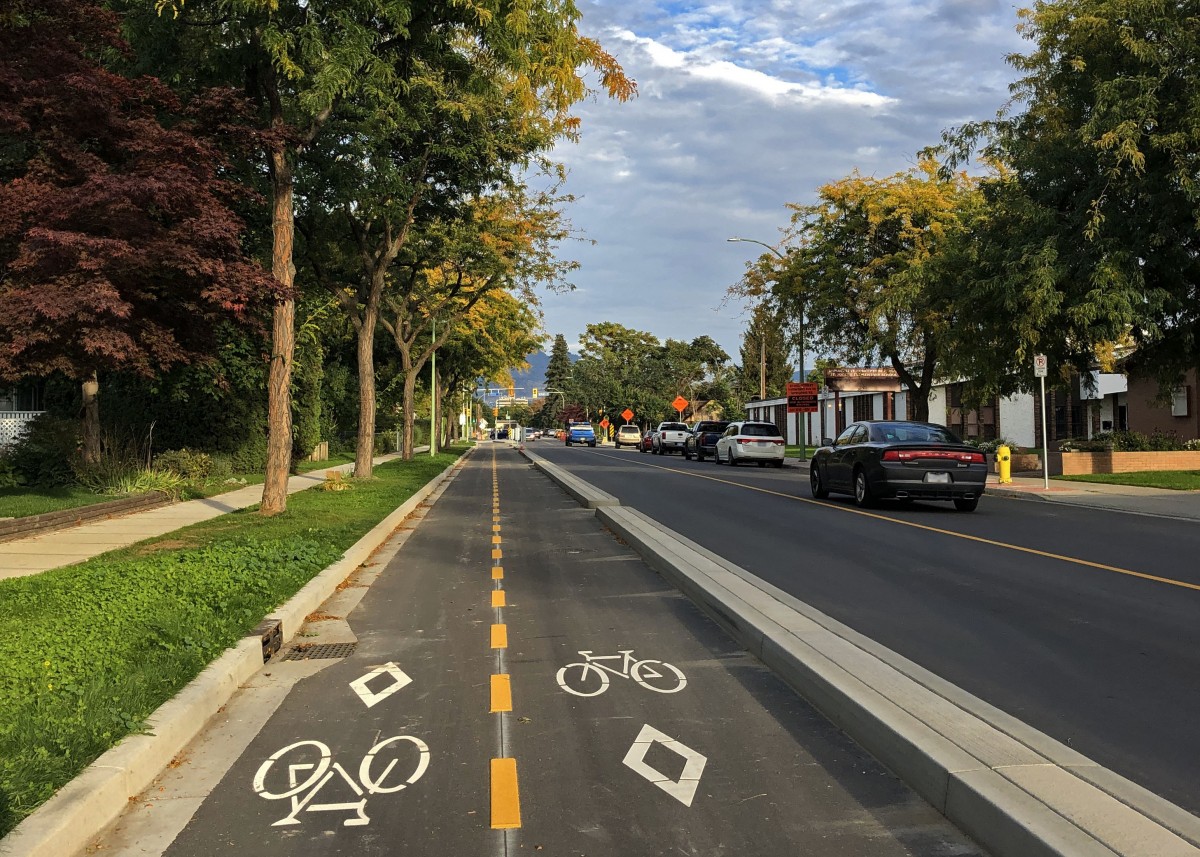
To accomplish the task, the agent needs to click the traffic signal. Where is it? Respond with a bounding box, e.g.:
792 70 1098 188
508 384 515 398
493 405 499 416
532 387 538 398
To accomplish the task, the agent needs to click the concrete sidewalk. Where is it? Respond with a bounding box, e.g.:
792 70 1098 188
0 454 409 581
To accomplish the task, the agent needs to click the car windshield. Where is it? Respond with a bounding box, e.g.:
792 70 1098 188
740 424 781 437
870 422 962 444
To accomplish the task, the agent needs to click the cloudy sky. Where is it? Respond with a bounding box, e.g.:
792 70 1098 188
535 0 1029 364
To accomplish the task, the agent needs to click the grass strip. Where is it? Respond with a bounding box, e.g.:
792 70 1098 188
0 448 465 836
0 486 111 520
0 454 362 519
1055 470 1200 490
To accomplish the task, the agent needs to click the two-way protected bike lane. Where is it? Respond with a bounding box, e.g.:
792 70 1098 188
94 445 984 856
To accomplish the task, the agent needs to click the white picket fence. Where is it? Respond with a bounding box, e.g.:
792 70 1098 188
0 411 42 448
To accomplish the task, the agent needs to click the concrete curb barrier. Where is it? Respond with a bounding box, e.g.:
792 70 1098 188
0 450 473 857
528 453 1200 857
522 451 619 508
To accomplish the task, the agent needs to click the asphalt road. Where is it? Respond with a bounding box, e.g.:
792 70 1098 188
530 441 1200 817
97 445 984 856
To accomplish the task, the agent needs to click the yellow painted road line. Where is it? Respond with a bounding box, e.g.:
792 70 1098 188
490 758 522 828
492 534 502 544
493 524 501 532
597 451 1200 594
491 623 508 648
492 589 506 607
490 674 513 712
492 548 503 560
492 566 504 579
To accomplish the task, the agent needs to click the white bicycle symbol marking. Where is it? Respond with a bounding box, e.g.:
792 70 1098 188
252 736 430 827
555 650 687 697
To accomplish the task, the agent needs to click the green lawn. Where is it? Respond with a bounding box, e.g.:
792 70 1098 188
0 447 465 836
0 485 109 519
0 452 363 518
1055 470 1200 490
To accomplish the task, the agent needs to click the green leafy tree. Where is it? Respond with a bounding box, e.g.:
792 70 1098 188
737 303 792 401
936 0 1200 397
771 161 978 420
543 333 574 423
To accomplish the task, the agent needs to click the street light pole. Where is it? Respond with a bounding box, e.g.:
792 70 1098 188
727 236 807 459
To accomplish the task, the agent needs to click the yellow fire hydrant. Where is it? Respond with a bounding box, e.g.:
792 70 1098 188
996 444 1012 484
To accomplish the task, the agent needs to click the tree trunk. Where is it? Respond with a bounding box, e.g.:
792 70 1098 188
353 279 382 478
402 367 417 459
80 372 100 465
261 147 297 516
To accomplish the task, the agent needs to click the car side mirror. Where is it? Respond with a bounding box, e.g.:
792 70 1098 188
821 437 833 446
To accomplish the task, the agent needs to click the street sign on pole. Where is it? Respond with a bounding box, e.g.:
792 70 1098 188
671 395 688 417
621 408 634 422
786 382 818 414
1035 354 1049 489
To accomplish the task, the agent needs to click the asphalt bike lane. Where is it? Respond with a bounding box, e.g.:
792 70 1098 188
533 444 1200 817
92 444 984 856
477 445 984 855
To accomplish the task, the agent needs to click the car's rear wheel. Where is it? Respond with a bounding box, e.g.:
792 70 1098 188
773 459 784 469
954 496 980 512
683 447 691 460
810 465 829 498
695 449 705 462
853 468 874 507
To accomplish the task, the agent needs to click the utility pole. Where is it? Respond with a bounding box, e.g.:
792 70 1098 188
759 336 766 399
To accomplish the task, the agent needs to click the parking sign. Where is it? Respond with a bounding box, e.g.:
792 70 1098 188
1033 354 1048 377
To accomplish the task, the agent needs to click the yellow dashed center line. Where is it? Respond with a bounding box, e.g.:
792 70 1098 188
490 623 508 649
490 758 522 828
489 446 521 829
490 674 513 712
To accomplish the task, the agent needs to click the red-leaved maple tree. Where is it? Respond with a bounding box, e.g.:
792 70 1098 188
0 0 273 462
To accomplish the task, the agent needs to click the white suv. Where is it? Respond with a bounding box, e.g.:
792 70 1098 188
616 424 643 448
715 421 786 467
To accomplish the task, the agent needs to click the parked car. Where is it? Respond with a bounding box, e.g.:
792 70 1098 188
683 420 729 462
639 430 655 452
565 421 597 447
714 421 785 467
809 420 986 511
616 424 643 448
652 421 690 454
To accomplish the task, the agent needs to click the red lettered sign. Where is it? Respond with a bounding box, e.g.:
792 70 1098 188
786 382 819 413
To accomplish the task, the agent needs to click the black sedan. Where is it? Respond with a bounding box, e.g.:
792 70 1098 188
809 421 987 511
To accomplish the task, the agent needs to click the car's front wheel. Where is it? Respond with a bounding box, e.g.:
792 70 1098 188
953 496 980 512
695 448 705 462
683 447 692 460
810 465 829 498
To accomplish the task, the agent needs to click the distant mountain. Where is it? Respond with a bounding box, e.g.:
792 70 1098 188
511 350 550 396
510 349 576 398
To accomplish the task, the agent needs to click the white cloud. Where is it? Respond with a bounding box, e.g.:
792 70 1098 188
536 0 1028 362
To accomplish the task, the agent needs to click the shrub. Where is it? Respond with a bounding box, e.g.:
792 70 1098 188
153 448 214 482
229 435 268 473
1059 430 1188 452
3 415 79 487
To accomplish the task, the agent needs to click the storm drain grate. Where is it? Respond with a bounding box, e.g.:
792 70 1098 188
282 642 358 661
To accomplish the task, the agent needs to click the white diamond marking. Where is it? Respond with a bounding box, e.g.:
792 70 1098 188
621 724 707 807
349 662 412 709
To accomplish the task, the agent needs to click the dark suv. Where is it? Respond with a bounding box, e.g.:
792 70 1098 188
683 420 729 462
